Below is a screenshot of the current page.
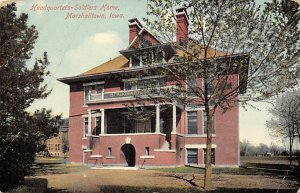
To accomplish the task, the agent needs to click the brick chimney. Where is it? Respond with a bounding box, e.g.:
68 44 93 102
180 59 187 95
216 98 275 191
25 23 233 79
128 18 143 44
176 8 189 43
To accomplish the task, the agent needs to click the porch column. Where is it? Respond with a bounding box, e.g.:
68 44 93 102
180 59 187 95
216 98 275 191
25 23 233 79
155 104 160 133
101 109 105 134
172 104 177 134
88 109 92 135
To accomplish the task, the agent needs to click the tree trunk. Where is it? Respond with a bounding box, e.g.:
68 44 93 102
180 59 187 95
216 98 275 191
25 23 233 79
289 137 293 166
204 109 213 190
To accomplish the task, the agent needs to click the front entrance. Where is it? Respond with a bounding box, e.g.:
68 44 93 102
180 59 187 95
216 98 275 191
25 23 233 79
121 144 136 167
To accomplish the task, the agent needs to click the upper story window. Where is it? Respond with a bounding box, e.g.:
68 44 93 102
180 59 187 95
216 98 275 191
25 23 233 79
203 111 215 134
96 85 103 94
203 76 214 96
187 111 198 134
129 50 166 67
84 86 92 102
187 76 198 97
83 81 105 103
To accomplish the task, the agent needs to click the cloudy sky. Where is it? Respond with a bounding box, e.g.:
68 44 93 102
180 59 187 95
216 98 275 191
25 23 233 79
5 0 286 146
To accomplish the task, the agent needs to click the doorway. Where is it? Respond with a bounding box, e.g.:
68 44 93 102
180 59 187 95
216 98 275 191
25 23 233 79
121 144 136 166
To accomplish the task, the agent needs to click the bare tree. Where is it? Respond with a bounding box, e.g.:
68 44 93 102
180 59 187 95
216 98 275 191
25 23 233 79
136 0 300 189
267 89 300 165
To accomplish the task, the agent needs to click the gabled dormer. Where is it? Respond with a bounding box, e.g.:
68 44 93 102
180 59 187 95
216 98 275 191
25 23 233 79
122 18 175 68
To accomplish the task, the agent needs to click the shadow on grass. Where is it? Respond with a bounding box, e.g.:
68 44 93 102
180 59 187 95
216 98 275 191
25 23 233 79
4 178 69 193
28 162 87 176
99 185 298 193
152 165 298 177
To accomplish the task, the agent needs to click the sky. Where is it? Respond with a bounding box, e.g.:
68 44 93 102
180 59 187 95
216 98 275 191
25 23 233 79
2 0 289 146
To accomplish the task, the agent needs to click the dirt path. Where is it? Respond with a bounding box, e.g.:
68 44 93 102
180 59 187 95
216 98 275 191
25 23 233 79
26 168 298 193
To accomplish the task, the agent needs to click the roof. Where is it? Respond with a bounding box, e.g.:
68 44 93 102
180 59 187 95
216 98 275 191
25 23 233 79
81 55 129 76
176 43 225 59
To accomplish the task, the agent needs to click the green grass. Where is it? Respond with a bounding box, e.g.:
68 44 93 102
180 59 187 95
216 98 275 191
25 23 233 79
150 166 281 176
100 185 298 193
29 162 88 176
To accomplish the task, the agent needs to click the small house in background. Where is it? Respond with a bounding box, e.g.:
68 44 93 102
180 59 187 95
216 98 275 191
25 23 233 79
58 8 248 167
46 118 69 157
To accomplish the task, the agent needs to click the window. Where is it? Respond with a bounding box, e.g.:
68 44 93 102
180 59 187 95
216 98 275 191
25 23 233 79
203 111 215 134
187 111 198 134
124 81 137 91
207 76 214 95
108 147 112 156
84 86 92 102
203 148 215 165
187 77 197 97
131 54 141 67
187 149 198 164
93 116 101 135
145 147 150 156
96 85 103 94
57 144 60 151
83 117 88 137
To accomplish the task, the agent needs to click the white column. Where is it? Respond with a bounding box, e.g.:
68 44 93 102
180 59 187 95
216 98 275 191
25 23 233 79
88 109 92 135
101 109 105 134
172 104 177 134
155 104 160 133
129 55 132 67
140 55 143 66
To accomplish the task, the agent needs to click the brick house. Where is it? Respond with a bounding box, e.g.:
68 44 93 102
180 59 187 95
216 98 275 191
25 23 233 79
58 8 247 167
46 118 69 157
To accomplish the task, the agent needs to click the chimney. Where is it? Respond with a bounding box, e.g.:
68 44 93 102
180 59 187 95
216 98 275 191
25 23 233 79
128 18 143 44
176 8 189 43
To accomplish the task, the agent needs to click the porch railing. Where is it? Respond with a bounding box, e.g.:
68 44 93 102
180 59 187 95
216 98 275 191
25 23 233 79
87 86 175 102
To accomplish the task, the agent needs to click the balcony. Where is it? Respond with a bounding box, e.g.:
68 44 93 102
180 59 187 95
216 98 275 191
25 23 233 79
86 86 174 104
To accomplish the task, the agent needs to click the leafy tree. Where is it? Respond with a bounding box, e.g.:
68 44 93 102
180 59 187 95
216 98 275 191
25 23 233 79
267 89 300 165
142 0 300 189
0 3 59 189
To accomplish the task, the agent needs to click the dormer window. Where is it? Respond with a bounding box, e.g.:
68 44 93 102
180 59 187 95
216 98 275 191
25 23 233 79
131 53 141 67
120 44 175 68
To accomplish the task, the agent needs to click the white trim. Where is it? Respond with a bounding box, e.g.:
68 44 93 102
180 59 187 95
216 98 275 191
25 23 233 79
154 149 176 152
172 104 177 133
82 145 87 149
186 106 205 111
83 81 105 86
155 104 160 133
185 144 217 149
140 155 155 159
105 156 116 159
101 109 105 134
83 149 92 153
90 155 102 158
93 113 101 117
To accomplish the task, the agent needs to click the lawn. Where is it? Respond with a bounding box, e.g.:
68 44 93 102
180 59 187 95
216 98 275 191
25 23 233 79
4 156 299 193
